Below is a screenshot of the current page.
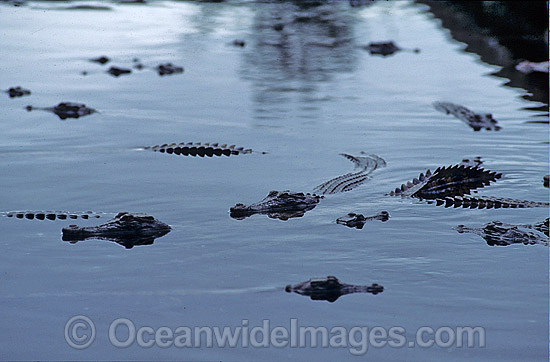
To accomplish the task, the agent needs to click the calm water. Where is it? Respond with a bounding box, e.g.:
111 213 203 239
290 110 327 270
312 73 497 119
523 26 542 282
0 1 548 361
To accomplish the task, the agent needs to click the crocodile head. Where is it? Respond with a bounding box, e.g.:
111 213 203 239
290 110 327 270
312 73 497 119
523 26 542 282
230 191 322 220
62 212 171 248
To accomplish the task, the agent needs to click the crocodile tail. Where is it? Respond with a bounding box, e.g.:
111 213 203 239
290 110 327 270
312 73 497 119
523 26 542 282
3 210 103 220
432 196 549 209
412 165 501 199
146 142 256 157
314 171 369 195
315 154 386 195
339 153 386 172
389 169 432 197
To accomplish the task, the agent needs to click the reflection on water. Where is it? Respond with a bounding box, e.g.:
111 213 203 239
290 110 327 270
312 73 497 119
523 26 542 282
240 1 358 121
419 1 549 107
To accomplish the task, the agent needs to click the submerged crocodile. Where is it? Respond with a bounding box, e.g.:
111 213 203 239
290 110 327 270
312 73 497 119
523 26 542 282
389 164 549 209
89 56 110 64
336 211 389 229
5 86 31 98
26 102 97 119
107 66 132 77
314 153 386 195
285 276 384 302
88 57 182 76
434 102 501 131
3 210 102 220
145 142 265 157
156 63 184 76
455 218 549 246
361 41 420 56
230 191 323 220
62 212 171 249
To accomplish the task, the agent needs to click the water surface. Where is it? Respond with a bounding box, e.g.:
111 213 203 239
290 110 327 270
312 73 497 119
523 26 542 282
0 1 548 361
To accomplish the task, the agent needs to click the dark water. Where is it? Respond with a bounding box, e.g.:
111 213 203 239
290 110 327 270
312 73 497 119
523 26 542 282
0 1 548 361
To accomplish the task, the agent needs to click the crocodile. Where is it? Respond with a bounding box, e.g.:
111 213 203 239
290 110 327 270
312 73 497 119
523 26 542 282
434 102 501 131
230 153 383 220
156 63 184 76
26 102 97 119
389 164 549 209
361 41 420 56
89 56 110 64
3 210 102 220
230 191 323 220
336 211 389 229
314 153 386 195
232 39 246 47
5 86 31 98
62 212 171 249
107 66 132 77
285 276 384 303
455 218 549 246
145 142 265 157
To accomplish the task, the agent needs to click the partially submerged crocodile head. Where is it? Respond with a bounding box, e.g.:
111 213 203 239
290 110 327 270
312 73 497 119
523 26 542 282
26 102 97 120
285 276 384 302
5 86 31 98
107 66 132 77
336 211 389 229
156 63 184 76
230 190 323 220
62 212 171 248
362 41 401 56
455 219 549 246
